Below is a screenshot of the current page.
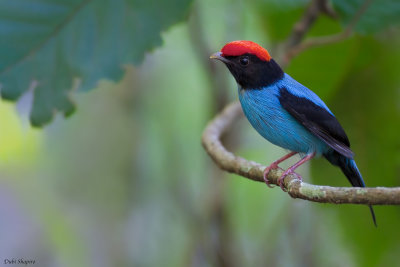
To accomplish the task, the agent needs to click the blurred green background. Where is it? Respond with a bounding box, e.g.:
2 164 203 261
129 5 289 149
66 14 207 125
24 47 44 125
0 0 399 266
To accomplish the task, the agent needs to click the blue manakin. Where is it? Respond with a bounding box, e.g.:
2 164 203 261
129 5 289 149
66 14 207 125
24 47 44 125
210 40 376 226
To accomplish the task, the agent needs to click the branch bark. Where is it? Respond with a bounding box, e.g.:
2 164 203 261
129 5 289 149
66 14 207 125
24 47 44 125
285 0 334 50
202 102 400 205
282 0 373 65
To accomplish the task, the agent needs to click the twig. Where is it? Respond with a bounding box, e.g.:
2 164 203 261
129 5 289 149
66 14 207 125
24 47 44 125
283 0 373 64
285 0 332 50
201 102 400 205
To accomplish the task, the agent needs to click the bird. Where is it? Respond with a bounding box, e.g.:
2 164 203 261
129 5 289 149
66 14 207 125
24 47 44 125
210 40 376 226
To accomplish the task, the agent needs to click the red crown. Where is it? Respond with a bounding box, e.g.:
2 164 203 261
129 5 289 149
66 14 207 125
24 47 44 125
221 40 271 61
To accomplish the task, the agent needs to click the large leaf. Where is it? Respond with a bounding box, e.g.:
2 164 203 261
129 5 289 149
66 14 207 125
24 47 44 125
0 0 192 126
332 0 400 34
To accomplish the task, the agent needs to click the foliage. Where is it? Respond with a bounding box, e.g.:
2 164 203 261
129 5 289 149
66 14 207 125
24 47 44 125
0 0 399 266
0 0 192 126
332 0 400 34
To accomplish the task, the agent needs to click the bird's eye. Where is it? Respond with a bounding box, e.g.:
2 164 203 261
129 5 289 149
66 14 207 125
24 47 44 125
239 56 249 66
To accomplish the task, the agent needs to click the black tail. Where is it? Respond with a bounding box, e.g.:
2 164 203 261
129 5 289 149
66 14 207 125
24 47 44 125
324 151 377 227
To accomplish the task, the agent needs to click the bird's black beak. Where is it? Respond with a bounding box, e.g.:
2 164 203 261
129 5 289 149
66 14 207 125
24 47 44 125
210 52 230 64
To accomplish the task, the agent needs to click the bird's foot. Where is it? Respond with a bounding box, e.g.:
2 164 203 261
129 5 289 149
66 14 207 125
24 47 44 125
277 169 302 192
277 153 314 191
262 152 299 189
263 163 279 188
294 172 303 182
264 177 275 188
277 175 288 192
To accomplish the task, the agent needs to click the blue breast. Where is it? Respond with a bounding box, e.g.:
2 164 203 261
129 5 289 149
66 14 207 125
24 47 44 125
238 74 330 155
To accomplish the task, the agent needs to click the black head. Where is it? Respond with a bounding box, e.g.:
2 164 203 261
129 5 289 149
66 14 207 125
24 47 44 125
223 53 284 89
210 52 284 89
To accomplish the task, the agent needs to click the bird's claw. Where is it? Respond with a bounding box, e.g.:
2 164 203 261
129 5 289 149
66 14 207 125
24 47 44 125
263 162 303 191
263 163 279 188
277 170 303 192
277 175 288 192
294 172 303 182
264 177 275 188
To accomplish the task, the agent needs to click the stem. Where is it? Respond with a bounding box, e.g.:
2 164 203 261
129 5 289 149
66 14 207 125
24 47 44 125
283 0 373 64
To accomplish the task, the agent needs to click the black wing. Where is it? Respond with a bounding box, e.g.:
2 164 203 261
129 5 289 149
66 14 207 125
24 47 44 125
278 87 354 158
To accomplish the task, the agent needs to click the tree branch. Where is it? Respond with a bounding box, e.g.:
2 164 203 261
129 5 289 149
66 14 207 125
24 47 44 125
282 0 373 65
201 0 398 206
285 0 334 50
202 102 400 205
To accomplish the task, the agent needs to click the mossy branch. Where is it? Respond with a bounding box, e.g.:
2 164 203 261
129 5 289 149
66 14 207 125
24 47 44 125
201 102 400 205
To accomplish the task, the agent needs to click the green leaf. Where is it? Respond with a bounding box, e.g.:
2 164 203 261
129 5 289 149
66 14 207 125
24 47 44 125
332 0 400 34
0 0 192 126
